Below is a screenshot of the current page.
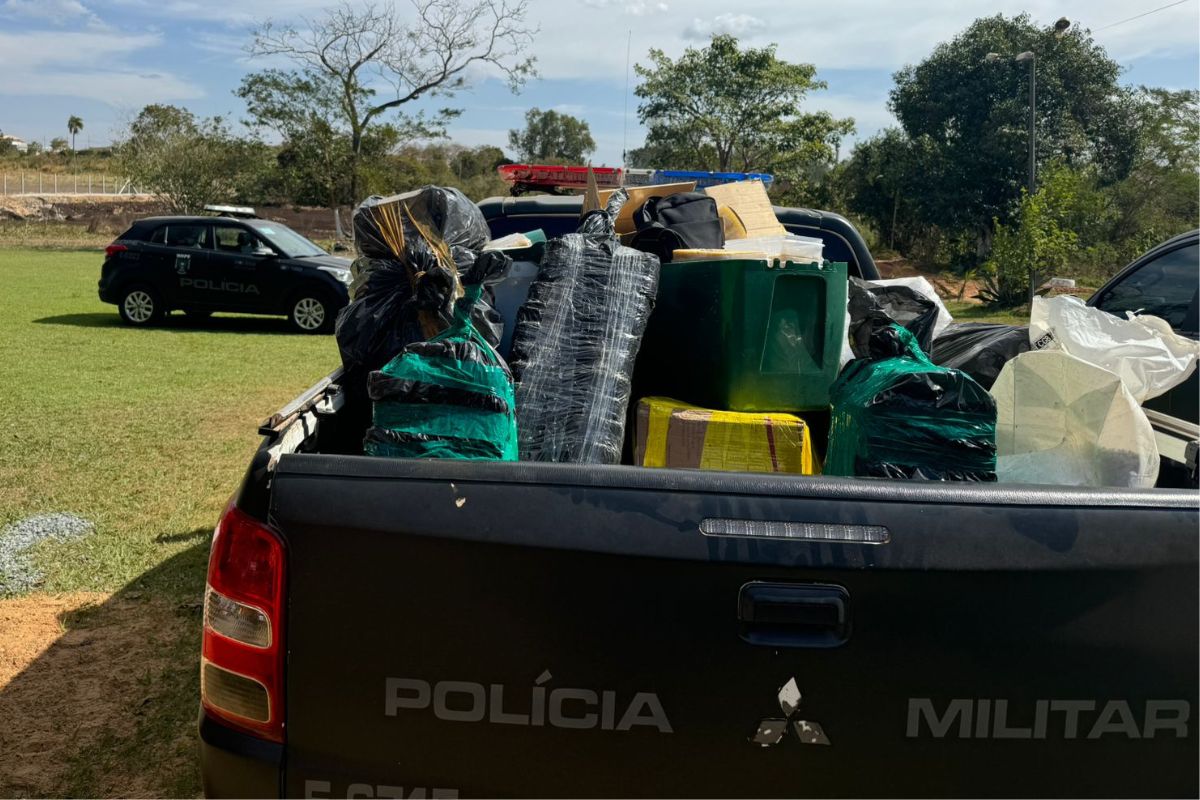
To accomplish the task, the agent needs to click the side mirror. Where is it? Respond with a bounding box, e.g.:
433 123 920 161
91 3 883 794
253 245 276 257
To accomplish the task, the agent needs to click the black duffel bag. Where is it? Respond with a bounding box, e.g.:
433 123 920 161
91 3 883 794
631 192 724 263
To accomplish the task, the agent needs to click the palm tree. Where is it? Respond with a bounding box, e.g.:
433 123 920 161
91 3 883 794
67 115 83 153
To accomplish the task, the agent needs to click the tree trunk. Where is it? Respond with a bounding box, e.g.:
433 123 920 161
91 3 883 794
349 128 363 204
976 224 994 260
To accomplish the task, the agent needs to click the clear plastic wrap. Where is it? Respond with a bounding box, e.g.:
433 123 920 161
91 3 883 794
932 322 1030 390
992 350 1158 488
633 396 817 474
510 189 661 463
826 324 997 481
847 277 939 358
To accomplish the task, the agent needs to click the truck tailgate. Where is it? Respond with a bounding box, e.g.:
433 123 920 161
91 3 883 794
272 456 1198 798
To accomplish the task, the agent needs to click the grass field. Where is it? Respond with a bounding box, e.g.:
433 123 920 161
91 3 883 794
0 248 337 796
944 299 1028 325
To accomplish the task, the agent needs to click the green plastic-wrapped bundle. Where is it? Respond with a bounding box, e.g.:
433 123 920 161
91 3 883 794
826 324 997 481
364 284 518 461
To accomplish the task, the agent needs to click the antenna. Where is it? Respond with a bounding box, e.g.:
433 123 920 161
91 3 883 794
622 28 632 170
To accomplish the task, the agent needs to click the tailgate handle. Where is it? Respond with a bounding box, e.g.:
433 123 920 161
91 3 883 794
738 582 850 649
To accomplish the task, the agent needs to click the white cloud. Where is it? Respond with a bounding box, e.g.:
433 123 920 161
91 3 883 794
683 13 767 40
529 0 1199 80
582 0 669 15
3 0 100 26
0 30 205 105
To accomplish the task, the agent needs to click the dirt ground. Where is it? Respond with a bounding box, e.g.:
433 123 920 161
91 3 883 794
875 256 984 302
0 592 199 798
0 194 346 242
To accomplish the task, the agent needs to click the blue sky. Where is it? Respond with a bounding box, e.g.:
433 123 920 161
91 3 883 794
1 0 1197 165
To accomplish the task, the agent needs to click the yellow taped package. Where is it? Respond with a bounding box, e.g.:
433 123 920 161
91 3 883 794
634 396 819 474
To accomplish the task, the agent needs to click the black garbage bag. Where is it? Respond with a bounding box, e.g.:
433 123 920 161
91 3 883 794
510 189 661 464
336 255 504 375
931 322 1030 390
847 277 939 359
353 186 490 264
337 187 503 375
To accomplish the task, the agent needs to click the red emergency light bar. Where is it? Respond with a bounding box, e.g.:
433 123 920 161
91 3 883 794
498 164 624 192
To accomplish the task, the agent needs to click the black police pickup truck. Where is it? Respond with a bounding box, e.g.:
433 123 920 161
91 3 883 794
99 207 351 333
198 198 1198 798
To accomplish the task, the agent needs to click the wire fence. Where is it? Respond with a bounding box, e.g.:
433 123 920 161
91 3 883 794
0 172 142 196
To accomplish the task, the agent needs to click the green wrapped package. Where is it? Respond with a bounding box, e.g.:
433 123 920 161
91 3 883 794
826 324 997 481
364 284 518 461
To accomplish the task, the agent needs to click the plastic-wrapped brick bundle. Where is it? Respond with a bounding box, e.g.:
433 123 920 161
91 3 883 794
826 324 997 481
510 190 661 463
365 284 518 462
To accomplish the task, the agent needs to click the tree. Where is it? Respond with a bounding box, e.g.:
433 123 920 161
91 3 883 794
838 128 935 253
240 0 536 202
116 105 267 213
507 108 595 163
25 140 43 156
888 14 1137 260
632 35 852 173
49 137 69 153
67 115 83 152
980 165 1079 307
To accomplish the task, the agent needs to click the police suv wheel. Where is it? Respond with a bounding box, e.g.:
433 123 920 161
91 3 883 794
118 285 163 326
288 293 332 333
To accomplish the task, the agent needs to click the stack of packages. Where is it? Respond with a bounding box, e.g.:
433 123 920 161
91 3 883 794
365 283 517 461
334 186 517 461
629 180 840 475
510 189 660 464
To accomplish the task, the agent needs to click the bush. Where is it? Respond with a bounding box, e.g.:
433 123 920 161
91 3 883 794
980 169 1078 307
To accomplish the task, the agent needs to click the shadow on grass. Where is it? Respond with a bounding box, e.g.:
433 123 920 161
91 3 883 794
33 312 311 335
0 534 211 798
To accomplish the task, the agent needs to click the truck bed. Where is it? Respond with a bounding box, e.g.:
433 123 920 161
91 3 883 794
203 373 1200 798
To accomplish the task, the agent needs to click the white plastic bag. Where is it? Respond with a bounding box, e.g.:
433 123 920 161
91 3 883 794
992 350 1159 488
1029 295 1199 403
874 277 954 338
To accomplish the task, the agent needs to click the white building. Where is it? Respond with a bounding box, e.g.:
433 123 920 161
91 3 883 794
0 135 29 153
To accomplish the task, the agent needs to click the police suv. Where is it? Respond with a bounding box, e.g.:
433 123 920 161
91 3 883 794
98 206 352 333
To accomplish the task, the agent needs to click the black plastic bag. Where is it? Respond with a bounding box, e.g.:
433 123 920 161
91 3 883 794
931 322 1030 390
336 255 503 375
847 277 939 358
353 186 489 264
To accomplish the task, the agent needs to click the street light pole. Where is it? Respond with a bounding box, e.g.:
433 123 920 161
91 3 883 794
1015 51 1036 195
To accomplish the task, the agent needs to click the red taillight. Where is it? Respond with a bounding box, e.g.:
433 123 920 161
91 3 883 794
105 243 127 259
201 502 285 742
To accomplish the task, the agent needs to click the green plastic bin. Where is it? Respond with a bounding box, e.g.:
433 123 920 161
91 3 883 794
635 259 849 412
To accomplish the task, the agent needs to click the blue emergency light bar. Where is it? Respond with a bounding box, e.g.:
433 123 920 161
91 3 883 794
623 169 774 188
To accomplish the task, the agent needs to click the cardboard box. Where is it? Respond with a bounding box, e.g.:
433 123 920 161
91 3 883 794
703 180 786 238
634 396 818 474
